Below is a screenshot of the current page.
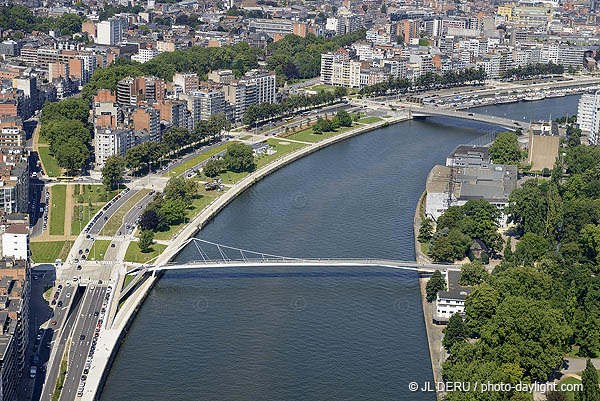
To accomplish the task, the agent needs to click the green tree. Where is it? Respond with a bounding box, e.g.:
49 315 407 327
459 261 488 286
203 159 225 177
426 270 446 302
40 98 89 124
430 229 470 262
164 177 197 203
101 156 124 190
418 218 434 243
54 13 82 36
489 132 525 165
506 181 547 235
55 138 88 174
513 232 549 266
139 209 158 231
138 230 154 253
160 198 187 225
443 313 467 351
479 296 572 380
336 110 353 127
224 143 255 173
465 282 499 336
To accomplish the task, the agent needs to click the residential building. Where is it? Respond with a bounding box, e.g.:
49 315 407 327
0 258 30 401
173 73 199 94
1 224 28 261
434 270 472 323
94 127 131 168
578 91 600 144
0 150 28 215
132 107 161 142
97 18 123 46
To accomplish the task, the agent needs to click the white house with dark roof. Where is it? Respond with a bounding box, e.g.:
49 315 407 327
433 270 472 324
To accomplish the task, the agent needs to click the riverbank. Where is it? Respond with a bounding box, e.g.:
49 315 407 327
414 191 445 401
84 112 411 400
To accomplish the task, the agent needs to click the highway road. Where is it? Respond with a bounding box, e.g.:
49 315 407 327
41 285 83 401
59 286 107 401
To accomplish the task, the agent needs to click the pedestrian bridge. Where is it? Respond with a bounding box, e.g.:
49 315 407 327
409 106 530 131
137 239 460 274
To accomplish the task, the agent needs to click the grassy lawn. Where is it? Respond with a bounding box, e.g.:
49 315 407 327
100 189 151 236
198 139 307 184
357 116 383 124
122 274 135 289
124 242 167 263
71 205 101 235
420 242 430 255
256 139 306 168
39 147 61 177
240 135 253 140
49 185 66 235
285 124 357 143
88 240 111 261
51 359 68 401
153 191 220 240
305 84 360 94
163 143 235 178
30 241 65 263
76 184 120 203
558 376 581 401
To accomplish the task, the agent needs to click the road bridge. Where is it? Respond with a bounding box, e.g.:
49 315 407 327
139 239 459 274
409 106 530 131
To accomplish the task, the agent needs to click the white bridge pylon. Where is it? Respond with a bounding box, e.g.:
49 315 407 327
146 238 460 273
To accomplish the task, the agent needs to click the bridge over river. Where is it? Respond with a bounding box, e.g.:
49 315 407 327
130 239 460 275
409 106 530 131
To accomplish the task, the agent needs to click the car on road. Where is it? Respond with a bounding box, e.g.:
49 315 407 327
51 299 56 306
94 311 99 317
51 320 56 325
80 335 85 341
57 301 63 307
66 293 71 298
77 265 82 270
110 243 115 248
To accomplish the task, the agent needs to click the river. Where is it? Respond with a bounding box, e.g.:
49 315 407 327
100 95 581 401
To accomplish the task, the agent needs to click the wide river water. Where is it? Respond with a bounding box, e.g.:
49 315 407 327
100 95 581 401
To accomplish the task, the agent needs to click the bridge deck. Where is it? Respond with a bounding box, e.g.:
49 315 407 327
410 107 529 131
148 258 460 272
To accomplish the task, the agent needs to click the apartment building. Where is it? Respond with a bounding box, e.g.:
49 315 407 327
578 91 600 144
132 107 161 142
0 258 30 401
0 150 28 215
173 73 200 94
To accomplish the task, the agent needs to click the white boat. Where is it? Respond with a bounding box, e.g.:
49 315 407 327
523 93 546 101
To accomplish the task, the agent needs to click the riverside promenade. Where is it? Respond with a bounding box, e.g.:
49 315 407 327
82 112 411 400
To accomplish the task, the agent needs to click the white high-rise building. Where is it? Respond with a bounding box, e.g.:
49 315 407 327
97 18 123 46
132 47 159 63
577 91 600 144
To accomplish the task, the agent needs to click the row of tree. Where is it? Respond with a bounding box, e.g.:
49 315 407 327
501 62 565 79
360 68 487 97
39 98 91 175
243 88 348 126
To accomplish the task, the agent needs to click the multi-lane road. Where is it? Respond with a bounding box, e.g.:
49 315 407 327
59 286 107 400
